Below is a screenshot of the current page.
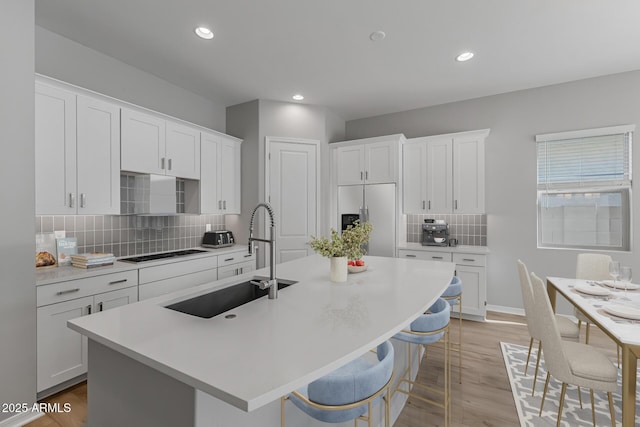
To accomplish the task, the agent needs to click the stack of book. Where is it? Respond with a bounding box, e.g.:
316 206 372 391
71 253 116 269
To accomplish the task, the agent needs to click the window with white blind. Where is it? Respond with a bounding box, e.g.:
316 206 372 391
536 125 634 251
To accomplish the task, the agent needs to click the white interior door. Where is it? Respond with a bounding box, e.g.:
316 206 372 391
267 137 319 264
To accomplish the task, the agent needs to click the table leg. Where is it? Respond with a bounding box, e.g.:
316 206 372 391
621 345 637 427
546 279 557 312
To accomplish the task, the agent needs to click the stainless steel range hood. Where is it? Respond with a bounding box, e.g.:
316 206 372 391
133 174 177 215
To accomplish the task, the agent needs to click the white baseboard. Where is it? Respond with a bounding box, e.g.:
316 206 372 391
0 411 43 427
486 304 525 316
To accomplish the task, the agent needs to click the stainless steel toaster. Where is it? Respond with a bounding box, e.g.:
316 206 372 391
202 231 235 248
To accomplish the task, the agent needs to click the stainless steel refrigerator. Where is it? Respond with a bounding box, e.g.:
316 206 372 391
337 183 396 257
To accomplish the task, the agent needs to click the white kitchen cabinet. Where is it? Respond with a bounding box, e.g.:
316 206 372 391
200 132 242 214
36 83 121 215
35 83 77 215
397 248 487 320
121 109 201 179
76 95 121 214
138 255 218 301
334 135 403 186
454 253 487 318
402 129 488 214
166 120 200 179
121 108 166 175
453 134 486 214
37 271 138 393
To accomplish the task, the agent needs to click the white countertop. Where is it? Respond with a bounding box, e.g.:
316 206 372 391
397 242 490 254
35 245 249 286
68 254 455 411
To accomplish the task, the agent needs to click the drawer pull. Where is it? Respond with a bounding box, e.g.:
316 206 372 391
109 279 128 285
56 288 80 296
405 254 417 258
98 302 104 312
224 257 234 262
462 258 475 262
432 256 444 260
86 304 92 315
244 254 252 258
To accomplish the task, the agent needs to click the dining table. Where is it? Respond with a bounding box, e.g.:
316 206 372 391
546 276 640 427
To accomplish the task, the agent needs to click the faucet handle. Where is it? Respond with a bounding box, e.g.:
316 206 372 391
250 280 270 290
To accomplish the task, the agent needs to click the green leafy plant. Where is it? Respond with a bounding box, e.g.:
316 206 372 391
309 220 373 260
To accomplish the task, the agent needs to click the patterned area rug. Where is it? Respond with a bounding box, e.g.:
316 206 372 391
500 342 639 426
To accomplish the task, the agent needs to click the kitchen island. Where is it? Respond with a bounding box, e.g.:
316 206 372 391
68 255 454 427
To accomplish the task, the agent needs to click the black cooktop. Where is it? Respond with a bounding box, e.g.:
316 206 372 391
119 249 209 263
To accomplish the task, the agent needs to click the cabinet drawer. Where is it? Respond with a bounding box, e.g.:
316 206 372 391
37 270 138 307
217 251 255 268
398 250 452 262
218 260 255 278
453 253 486 267
139 256 218 284
139 268 218 301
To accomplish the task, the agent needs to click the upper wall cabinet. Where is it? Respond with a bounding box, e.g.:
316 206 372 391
403 129 489 214
200 132 242 214
36 83 121 215
334 135 404 185
121 109 200 180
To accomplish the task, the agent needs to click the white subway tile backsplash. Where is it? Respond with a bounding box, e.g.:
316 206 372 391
406 213 487 246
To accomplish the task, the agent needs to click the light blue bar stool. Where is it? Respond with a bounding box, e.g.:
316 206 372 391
392 298 451 427
281 341 394 427
441 276 463 383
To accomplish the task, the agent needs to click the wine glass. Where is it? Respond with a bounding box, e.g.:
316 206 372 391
619 266 632 301
609 261 620 286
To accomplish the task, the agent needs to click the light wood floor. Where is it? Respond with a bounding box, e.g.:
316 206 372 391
26 312 618 427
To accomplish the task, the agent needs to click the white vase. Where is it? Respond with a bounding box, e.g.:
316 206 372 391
329 256 348 283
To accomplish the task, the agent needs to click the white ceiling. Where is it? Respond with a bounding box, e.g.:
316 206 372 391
35 0 640 121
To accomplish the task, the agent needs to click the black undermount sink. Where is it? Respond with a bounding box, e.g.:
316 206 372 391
165 276 298 319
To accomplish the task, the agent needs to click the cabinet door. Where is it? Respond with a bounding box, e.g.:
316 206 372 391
200 132 221 213
365 141 397 184
37 296 92 392
335 145 365 185
453 136 485 213
455 264 486 317
219 139 241 213
427 139 453 213
121 108 166 175
402 141 427 213
35 83 77 215
166 121 200 179
94 287 138 312
76 95 121 214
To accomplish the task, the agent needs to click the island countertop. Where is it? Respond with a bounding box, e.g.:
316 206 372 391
68 254 454 412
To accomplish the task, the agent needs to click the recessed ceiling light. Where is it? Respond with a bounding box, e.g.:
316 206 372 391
195 27 214 40
292 94 304 101
456 51 474 62
369 30 386 41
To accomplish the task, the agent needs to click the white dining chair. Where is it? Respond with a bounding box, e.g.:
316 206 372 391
530 272 617 427
575 253 613 344
517 260 579 396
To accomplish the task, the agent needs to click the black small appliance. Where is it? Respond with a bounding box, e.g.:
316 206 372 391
422 221 449 246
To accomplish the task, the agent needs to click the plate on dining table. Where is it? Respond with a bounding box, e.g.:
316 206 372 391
603 304 640 320
601 280 640 290
574 284 612 296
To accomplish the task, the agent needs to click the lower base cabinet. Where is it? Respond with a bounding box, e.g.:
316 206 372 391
398 249 487 319
217 260 255 280
37 274 138 393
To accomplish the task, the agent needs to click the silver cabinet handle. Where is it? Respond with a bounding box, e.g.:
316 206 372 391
98 302 103 312
244 254 252 258
168 158 172 171
218 200 222 210
56 288 80 296
360 171 363 180
422 200 425 210
235 268 239 275
161 157 166 169
223 200 227 210
462 258 475 262
432 256 444 260
109 279 127 285
224 257 234 262
365 171 368 180
428 200 431 210
86 304 92 315
405 254 417 258
455 200 458 210
69 193 75 208
80 193 86 208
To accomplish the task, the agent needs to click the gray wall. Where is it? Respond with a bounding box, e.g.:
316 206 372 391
1 0 37 422
226 100 345 266
346 70 640 311
35 26 227 132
